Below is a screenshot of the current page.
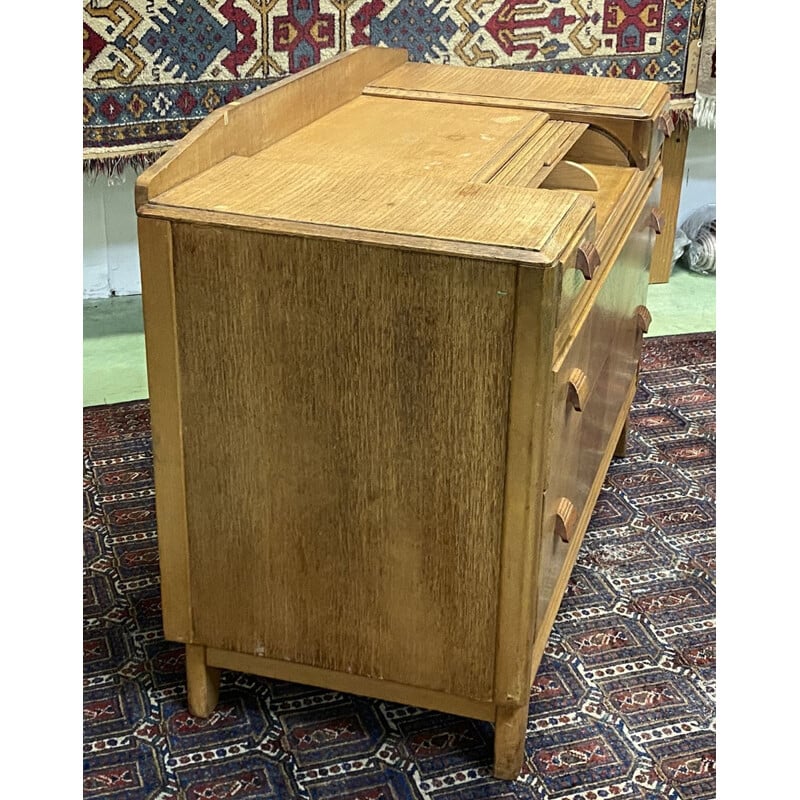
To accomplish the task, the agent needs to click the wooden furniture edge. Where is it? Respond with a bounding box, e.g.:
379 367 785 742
493 266 558 708
135 46 409 211
186 645 220 717
494 704 530 780
136 203 586 268
368 63 671 120
204 647 495 722
649 122 690 283
554 164 662 355
363 85 665 169
529 372 638 681
138 218 193 642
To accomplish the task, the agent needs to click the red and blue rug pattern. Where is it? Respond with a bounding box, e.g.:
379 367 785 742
83 332 715 799
83 0 706 168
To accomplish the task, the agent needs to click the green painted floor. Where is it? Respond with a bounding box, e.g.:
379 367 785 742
83 266 715 407
84 295 150 407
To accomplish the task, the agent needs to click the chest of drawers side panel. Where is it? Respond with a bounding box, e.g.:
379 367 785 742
168 223 519 702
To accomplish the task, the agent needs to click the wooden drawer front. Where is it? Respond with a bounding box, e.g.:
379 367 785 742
589 177 660 372
536 182 658 630
553 165 659 349
555 229 599 340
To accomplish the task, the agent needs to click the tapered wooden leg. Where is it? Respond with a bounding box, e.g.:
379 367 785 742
186 644 221 717
649 125 690 284
614 418 629 457
493 704 529 780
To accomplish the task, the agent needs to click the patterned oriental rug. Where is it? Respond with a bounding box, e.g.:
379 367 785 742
83 331 716 799
83 0 707 173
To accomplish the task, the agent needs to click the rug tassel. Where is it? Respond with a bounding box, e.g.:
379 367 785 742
84 151 166 183
693 93 716 130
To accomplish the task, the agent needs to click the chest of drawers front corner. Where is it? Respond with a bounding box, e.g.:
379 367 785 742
136 46 669 780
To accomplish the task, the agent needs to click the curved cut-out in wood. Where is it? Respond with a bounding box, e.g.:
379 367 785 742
567 368 589 412
565 126 632 167
576 242 600 280
636 305 652 334
540 160 600 192
555 498 578 543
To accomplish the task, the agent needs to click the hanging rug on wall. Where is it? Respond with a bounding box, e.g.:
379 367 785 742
692 0 715 128
83 0 707 174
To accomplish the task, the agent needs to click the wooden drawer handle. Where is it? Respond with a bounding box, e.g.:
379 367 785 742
636 305 652 334
648 208 665 234
567 368 588 412
658 111 675 138
555 498 578 543
576 243 600 280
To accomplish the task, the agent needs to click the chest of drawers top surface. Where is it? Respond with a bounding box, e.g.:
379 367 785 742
137 46 669 265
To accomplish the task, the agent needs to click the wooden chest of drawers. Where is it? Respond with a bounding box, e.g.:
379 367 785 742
136 46 669 779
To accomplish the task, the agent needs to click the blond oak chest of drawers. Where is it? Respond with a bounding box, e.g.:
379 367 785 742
136 46 669 780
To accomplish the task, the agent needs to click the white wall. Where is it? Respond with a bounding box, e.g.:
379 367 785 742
83 166 141 298
82 126 717 299
677 124 716 227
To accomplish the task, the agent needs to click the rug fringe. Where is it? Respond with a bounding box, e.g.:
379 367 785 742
666 97 695 133
84 151 166 181
693 93 716 129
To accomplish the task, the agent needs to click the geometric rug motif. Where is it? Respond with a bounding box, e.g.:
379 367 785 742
83 0 707 168
83 331 715 799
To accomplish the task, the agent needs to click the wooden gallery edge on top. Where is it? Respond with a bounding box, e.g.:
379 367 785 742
135 46 671 780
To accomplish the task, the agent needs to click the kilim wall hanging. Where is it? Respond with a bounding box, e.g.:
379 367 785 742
83 0 708 174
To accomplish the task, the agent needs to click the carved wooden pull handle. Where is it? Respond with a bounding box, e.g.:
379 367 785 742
555 498 578 543
658 111 675 138
576 243 600 280
636 305 652 334
648 208 665 234
567 368 588 412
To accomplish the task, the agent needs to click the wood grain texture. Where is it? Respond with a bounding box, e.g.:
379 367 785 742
633 119 663 170
493 266 557 708
137 218 192 642
261 95 550 184
482 121 589 188
531 374 638 684
186 645 220 717
540 161 600 192
361 86 652 166
565 127 632 167
171 224 519 702
649 127 689 283
536 179 657 644
554 164 660 352
136 54 673 779
137 202 556 267
153 155 594 258
135 46 408 209
368 62 669 119
206 649 495 721
494 704 529 779
533 199 655 669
